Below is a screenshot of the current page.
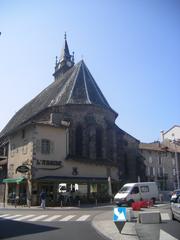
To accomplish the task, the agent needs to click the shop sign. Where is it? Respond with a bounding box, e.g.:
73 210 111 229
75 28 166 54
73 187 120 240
36 159 62 167
16 165 29 173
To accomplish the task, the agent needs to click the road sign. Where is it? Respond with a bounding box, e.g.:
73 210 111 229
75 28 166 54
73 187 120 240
113 207 126 222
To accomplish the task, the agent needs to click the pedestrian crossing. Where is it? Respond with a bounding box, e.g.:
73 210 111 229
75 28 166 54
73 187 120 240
0 213 91 222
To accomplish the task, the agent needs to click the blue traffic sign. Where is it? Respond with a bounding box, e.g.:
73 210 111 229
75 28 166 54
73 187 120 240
113 207 127 222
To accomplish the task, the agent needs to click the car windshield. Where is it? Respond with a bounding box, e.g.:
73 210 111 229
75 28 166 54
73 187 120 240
119 186 131 193
172 189 180 195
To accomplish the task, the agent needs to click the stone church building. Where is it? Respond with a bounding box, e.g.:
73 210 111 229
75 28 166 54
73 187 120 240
0 36 145 206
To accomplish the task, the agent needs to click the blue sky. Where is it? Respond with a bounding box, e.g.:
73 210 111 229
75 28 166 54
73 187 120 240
0 0 180 142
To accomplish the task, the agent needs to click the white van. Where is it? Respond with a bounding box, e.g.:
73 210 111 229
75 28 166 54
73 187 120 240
114 182 159 206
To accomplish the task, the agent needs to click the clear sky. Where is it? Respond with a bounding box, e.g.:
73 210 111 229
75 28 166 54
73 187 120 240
0 0 180 143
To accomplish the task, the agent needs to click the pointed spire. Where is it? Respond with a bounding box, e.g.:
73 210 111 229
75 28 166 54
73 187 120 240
53 33 75 80
60 32 71 63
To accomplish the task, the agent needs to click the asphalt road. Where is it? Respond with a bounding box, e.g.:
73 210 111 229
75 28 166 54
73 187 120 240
1 204 180 240
159 203 180 239
0 208 108 240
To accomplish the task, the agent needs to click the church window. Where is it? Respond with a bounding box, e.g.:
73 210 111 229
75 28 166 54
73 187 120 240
75 125 83 156
96 128 103 158
124 153 129 175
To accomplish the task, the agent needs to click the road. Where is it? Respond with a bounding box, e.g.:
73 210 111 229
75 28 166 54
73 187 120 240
0 207 108 240
135 203 180 240
1 204 180 240
159 203 180 239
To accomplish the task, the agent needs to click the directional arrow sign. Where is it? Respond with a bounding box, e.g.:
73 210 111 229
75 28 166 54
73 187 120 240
113 207 126 222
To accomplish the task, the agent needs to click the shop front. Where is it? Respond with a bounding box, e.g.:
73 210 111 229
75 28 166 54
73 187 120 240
3 177 27 206
31 176 116 206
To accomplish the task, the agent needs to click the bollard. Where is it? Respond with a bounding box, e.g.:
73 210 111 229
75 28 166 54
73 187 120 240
61 200 63 208
78 200 80 207
95 199 97 206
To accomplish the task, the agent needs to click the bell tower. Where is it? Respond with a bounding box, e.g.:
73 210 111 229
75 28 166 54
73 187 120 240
53 33 74 80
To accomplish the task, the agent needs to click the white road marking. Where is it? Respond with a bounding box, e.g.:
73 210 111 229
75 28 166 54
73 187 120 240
160 229 178 240
27 215 48 221
59 215 76 221
161 213 171 221
76 215 90 221
4 214 22 219
0 214 10 218
43 215 62 222
14 215 36 221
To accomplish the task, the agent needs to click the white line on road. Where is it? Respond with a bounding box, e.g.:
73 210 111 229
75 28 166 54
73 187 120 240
4 214 22 219
27 215 48 221
0 214 10 218
43 215 62 222
76 215 90 221
14 215 36 221
160 229 178 240
59 215 76 221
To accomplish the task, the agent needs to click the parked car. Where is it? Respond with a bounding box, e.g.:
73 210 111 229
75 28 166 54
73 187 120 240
170 189 180 202
114 182 159 206
171 195 180 221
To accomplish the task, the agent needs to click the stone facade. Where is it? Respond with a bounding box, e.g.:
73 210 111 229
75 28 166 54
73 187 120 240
139 141 180 191
0 37 145 206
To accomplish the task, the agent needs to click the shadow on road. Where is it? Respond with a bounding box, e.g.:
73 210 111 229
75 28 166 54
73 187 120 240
0 219 59 239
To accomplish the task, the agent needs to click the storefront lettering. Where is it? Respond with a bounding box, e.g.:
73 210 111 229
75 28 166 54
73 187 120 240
36 159 62 166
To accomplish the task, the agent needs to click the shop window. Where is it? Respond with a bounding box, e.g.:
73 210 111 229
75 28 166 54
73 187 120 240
75 125 83 156
41 139 50 154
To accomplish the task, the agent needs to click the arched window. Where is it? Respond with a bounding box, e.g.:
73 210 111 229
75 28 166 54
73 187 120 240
96 128 103 158
124 153 129 175
75 125 83 156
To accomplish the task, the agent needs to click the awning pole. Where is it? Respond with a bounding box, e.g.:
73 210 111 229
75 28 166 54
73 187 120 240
3 182 6 208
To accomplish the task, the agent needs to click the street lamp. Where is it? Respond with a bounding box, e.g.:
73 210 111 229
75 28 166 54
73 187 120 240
172 133 180 189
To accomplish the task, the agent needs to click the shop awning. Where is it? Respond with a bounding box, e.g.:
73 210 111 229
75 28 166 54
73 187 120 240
3 176 26 184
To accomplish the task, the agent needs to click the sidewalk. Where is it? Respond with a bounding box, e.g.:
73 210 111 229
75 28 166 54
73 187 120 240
92 210 139 240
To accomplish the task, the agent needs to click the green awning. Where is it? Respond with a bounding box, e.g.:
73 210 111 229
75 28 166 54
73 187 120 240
3 177 26 184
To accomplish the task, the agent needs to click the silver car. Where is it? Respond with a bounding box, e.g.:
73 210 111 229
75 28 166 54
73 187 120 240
171 195 180 221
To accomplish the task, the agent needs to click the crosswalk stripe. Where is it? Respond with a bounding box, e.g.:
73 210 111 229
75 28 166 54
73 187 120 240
14 215 36 221
0 214 92 222
76 215 90 221
0 214 10 218
27 215 48 221
161 213 171 221
59 215 76 221
4 214 22 219
43 215 62 222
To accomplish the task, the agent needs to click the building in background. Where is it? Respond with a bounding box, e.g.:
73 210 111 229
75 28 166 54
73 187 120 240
140 126 180 192
0 35 145 206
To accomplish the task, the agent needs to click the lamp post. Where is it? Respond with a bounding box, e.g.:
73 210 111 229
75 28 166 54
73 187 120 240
172 133 180 189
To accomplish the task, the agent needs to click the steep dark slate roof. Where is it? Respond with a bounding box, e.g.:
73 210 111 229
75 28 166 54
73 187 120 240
0 60 116 137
